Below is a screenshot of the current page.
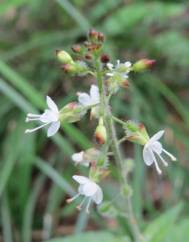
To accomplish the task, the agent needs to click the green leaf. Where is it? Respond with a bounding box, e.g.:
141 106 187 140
102 2 184 35
56 0 90 31
144 203 183 242
164 219 189 242
46 231 130 242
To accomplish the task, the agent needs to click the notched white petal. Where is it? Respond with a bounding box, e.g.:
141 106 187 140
78 93 91 106
90 85 100 103
47 121 60 137
82 182 98 197
92 186 103 204
73 175 90 184
143 146 154 166
149 130 165 144
72 151 84 162
46 96 59 113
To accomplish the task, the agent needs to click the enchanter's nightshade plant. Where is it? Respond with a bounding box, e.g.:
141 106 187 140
67 175 103 213
143 130 176 174
25 29 176 242
25 96 60 137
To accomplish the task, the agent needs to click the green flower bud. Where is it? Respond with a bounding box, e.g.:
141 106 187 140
62 63 77 74
56 50 74 64
124 120 149 145
132 59 156 72
59 102 86 123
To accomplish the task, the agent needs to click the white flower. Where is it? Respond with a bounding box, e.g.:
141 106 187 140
67 175 103 213
143 130 176 175
107 60 132 79
71 151 90 167
77 85 100 107
25 96 60 137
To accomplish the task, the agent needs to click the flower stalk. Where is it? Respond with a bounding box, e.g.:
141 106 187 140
94 58 144 242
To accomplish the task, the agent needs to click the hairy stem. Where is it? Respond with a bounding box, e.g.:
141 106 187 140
95 61 144 242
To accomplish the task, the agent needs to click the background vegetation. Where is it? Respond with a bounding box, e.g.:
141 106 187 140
0 0 189 241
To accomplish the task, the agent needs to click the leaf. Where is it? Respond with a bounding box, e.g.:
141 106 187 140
102 2 184 35
144 203 183 242
56 0 90 31
164 219 189 242
46 231 130 242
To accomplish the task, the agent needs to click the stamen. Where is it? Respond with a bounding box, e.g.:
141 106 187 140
154 159 162 175
157 154 168 167
26 117 40 122
86 198 92 214
76 197 86 211
27 113 41 117
66 194 80 203
162 149 176 161
25 123 48 133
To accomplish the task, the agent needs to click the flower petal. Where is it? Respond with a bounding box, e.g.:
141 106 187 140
107 63 113 70
46 96 59 113
72 151 84 163
40 110 58 123
72 175 90 184
47 121 60 137
92 186 103 204
78 93 91 106
143 145 154 166
151 141 162 154
82 182 98 196
124 61 132 68
148 130 165 144
90 85 100 104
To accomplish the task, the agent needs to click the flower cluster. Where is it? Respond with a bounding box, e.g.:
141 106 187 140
25 30 176 214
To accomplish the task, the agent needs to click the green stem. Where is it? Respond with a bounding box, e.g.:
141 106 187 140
95 60 144 242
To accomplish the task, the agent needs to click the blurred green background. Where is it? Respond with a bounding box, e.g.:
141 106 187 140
0 0 189 242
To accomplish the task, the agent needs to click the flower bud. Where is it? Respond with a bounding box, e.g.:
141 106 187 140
56 50 74 64
62 61 88 75
61 63 77 74
95 118 107 145
85 54 92 60
100 54 110 63
97 32 105 42
132 59 156 72
71 44 81 53
124 120 149 145
119 79 129 89
88 29 99 41
59 102 86 123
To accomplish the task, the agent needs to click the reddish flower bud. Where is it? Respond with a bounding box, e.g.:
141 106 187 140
133 59 156 72
144 59 156 67
85 54 92 60
98 32 105 42
120 79 129 88
88 29 98 40
66 102 78 110
100 54 110 63
95 118 107 145
61 63 76 73
71 44 81 53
